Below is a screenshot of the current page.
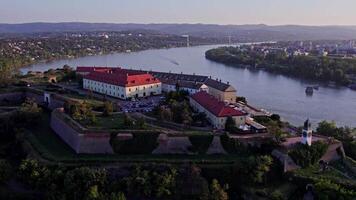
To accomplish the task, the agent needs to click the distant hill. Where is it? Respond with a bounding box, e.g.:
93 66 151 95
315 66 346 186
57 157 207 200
0 22 356 41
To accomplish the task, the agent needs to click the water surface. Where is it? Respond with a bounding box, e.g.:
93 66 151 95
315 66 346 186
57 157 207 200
22 45 356 127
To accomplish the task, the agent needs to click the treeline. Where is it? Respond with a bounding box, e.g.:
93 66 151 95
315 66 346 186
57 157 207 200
206 47 356 85
0 31 218 73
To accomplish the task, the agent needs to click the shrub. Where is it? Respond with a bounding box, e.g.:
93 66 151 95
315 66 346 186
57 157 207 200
111 132 159 154
0 159 12 183
103 101 114 116
189 135 214 154
220 134 248 154
288 141 328 168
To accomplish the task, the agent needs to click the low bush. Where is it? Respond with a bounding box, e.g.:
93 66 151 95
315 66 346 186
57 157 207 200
288 141 328 168
220 134 249 155
110 132 159 154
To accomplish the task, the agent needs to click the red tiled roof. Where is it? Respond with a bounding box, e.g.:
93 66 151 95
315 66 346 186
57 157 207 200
191 91 246 117
82 67 161 87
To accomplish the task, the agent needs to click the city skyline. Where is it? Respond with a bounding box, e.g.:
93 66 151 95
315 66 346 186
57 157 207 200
1 0 356 26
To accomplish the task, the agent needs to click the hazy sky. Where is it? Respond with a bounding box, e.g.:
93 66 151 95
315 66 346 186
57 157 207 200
1 0 356 25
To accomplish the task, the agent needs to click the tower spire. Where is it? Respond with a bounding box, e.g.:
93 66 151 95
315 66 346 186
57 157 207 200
301 119 312 146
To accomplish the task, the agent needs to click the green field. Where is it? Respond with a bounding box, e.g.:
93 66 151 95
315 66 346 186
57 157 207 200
85 113 126 130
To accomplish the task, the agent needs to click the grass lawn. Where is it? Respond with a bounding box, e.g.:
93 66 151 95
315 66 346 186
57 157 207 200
86 113 125 130
62 93 104 107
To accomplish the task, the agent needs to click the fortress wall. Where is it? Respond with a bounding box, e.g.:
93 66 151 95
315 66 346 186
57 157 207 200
50 110 114 154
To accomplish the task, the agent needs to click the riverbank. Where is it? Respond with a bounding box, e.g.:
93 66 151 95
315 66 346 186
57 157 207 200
205 46 356 87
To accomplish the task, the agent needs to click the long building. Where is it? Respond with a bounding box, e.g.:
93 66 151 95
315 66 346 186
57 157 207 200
129 70 237 103
190 91 246 129
77 67 237 102
80 67 162 99
160 78 208 95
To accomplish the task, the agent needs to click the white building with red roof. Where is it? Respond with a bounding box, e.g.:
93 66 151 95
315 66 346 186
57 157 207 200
190 91 247 129
81 67 162 99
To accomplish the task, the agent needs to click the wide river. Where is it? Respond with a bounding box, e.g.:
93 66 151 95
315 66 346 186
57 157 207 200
22 45 356 128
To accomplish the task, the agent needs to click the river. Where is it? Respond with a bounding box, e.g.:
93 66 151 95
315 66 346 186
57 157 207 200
22 45 356 128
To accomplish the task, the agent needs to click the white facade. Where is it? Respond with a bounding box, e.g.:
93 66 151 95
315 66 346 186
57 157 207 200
161 82 208 95
83 78 162 99
301 126 312 146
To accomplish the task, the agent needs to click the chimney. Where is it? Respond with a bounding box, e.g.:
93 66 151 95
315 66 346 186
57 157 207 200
219 79 221 82
227 81 229 85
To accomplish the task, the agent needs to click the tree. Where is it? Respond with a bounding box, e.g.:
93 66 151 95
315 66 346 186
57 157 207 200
159 107 173 121
236 96 247 104
0 61 14 87
270 114 281 121
225 117 236 132
153 168 178 198
269 190 283 200
103 101 114 116
248 155 273 184
123 114 135 128
209 179 228 200
136 117 146 129
18 98 42 126
288 141 328 168
125 167 152 197
64 167 107 200
314 179 356 199
18 159 51 189
108 192 126 200
0 159 12 183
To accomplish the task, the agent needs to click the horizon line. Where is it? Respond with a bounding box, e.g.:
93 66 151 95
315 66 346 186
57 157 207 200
1 21 356 27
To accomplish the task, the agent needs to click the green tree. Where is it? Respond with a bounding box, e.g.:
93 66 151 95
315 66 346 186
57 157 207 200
248 155 273 184
64 167 107 200
209 179 228 200
270 190 284 200
288 141 328 168
314 179 356 199
0 61 14 87
236 96 247 104
18 159 51 189
103 101 114 116
153 168 178 198
108 192 126 200
0 159 12 183
225 116 236 132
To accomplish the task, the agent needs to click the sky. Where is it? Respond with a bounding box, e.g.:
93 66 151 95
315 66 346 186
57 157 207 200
1 0 356 25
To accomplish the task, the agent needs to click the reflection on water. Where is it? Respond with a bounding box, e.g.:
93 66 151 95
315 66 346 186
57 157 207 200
22 45 356 127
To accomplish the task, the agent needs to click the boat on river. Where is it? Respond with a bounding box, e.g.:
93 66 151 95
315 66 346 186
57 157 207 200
305 87 314 95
